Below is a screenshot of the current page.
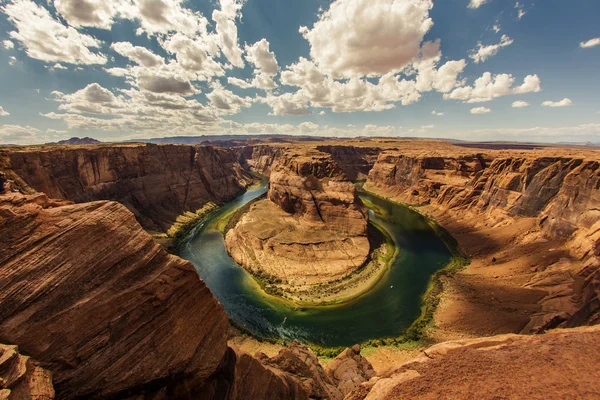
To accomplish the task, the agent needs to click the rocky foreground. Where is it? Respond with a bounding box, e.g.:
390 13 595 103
226 149 370 285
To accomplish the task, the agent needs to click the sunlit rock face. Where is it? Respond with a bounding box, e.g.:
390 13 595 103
226 150 370 285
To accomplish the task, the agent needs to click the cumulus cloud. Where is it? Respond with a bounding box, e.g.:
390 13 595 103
431 110 444 116
512 100 529 108
54 0 122 29
468 0 488 9
542 98 572 108
2 40 14 49
159 33 224 78
111 42 164 67
469 35 513 63
444 72 541 103
212 0 246 68
0 107 9 116
299 0 434 78
206 82 252 115
470 106 491 114
0 124 39 144
245 39 279 76
580 38 600 49
2 0 107 65
258 92 311 116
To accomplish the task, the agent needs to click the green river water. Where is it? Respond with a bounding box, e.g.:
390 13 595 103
179 182 452 347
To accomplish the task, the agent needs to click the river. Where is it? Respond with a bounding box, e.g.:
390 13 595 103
179 182 451 347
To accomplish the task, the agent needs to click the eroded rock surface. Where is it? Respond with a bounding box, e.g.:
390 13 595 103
365 150 600 334
0 344 54 400
0 192 229 399
324 344 376 397
6 144 253 231
226 150 369 285
347 326 600 400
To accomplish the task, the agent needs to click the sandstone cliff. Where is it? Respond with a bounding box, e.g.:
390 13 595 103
347 326 600 400
315 145 381 181
238 145 285 176
365 150 600 334
225 150 370 285
6 144 254 231
0 191 230 398
0 344 54 400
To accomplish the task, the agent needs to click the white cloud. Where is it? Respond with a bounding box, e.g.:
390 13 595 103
512 100 529 108
319 111 326 115
46 63 68 70
259 92 311 116
0 124 39 144
580 38 600 49
468 0 488 9
298 121 319 133
542 98 572 108
227 77 253 89
245 39 279 76
0 107 9 116
469 35 513 64
54 0 121 29
159 34 224 78
206 82 252 115
515 2 526 20
8 56 17 66
111 42 164 67
299 0 435 78
431 110 444 116
134 0 209 37
2 0 107 65
212 0 246 68
470 106 491 114
493 24 501 33
445 72 541 103
2 40 14 49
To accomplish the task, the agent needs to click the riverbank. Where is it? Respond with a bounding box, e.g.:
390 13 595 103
220 193 397 306
362 185 562 342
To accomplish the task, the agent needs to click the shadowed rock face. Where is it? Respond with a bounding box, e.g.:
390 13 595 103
7 144 254 231
315 145 381 181
0 192 229 399
365 152 600 330
226 150 370 285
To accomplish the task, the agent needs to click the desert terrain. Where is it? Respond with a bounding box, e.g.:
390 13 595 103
1 137 599 399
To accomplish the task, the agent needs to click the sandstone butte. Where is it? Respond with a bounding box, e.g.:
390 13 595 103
225 149 370 285
0 139 599 399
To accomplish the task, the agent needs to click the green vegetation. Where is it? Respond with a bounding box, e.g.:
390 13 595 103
167 202 219 246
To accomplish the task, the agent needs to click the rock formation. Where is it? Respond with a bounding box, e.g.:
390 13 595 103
0 344 54 400
346 326 600 400
6 144 254 231
315 145 381 181
365 149 600 333
324 344 376 397
0 191 230 398
225 150 370 285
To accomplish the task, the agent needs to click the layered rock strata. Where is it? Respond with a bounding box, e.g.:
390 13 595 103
365 151 600 333
226 150 370 285
0 191 230 398
6 144 254 231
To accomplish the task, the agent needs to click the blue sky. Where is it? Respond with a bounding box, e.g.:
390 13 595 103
0 0 599 144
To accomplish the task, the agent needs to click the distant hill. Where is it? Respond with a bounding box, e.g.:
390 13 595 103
52 137 102 145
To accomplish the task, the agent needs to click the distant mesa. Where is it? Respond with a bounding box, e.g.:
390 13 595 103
50 137 102 145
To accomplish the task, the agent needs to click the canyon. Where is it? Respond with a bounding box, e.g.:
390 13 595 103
0 139 599 399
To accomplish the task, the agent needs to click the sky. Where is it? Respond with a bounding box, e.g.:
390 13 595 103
0 0 599 144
